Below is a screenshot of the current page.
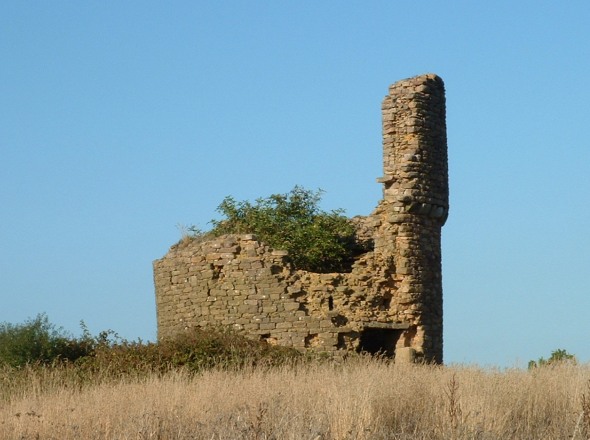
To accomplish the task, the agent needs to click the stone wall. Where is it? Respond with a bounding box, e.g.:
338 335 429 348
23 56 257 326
153 73 449 363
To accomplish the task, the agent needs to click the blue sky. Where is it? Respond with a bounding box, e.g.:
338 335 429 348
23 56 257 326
1 1 589 367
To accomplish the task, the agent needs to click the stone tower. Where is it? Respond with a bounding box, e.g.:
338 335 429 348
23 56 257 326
375 73 448 362
153 73 448 363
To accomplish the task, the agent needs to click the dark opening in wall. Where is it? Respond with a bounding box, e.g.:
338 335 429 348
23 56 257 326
357 328 403 358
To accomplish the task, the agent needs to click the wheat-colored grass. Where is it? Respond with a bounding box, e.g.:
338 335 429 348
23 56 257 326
1 359 589 439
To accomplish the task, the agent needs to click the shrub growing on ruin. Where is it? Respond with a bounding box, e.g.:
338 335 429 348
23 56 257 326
209 186 357 273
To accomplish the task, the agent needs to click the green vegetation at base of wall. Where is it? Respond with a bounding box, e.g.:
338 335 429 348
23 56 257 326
0 315 302 376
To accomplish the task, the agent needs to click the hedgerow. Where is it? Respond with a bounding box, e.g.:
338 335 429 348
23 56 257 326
0 314 92 367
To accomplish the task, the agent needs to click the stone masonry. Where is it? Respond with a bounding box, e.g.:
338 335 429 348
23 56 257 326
153 73 449 363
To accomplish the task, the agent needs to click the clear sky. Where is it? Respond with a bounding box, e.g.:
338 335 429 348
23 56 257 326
1 1 589 367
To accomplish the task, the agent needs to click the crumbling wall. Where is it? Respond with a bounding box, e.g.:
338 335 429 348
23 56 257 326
154 73 448 363
153 233 413 355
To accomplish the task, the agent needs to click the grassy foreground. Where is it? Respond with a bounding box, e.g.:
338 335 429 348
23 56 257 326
2 358 590 440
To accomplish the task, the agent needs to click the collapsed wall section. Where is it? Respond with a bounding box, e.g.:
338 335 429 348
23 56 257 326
154 234 417 357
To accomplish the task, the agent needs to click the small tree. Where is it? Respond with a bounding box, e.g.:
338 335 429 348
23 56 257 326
210 186 357 273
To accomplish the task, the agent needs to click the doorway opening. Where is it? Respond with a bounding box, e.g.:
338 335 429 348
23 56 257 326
357 328 403 358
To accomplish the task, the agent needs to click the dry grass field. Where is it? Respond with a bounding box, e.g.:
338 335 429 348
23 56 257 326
2 358 590 440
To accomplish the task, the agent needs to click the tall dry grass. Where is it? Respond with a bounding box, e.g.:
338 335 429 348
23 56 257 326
1 358 590 439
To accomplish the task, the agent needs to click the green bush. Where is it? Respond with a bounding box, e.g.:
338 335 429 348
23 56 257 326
74 327 302 378
528 348 576 369
209 186 358 273
0 314 302 376
0 314 92 367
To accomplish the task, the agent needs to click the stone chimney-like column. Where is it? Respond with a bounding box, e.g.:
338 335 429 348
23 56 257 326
376 73 448 363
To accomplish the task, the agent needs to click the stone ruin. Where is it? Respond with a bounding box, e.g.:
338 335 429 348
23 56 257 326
153 73 449 363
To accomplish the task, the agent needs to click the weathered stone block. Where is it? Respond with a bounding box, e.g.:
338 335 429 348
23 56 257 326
283 302 300 312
